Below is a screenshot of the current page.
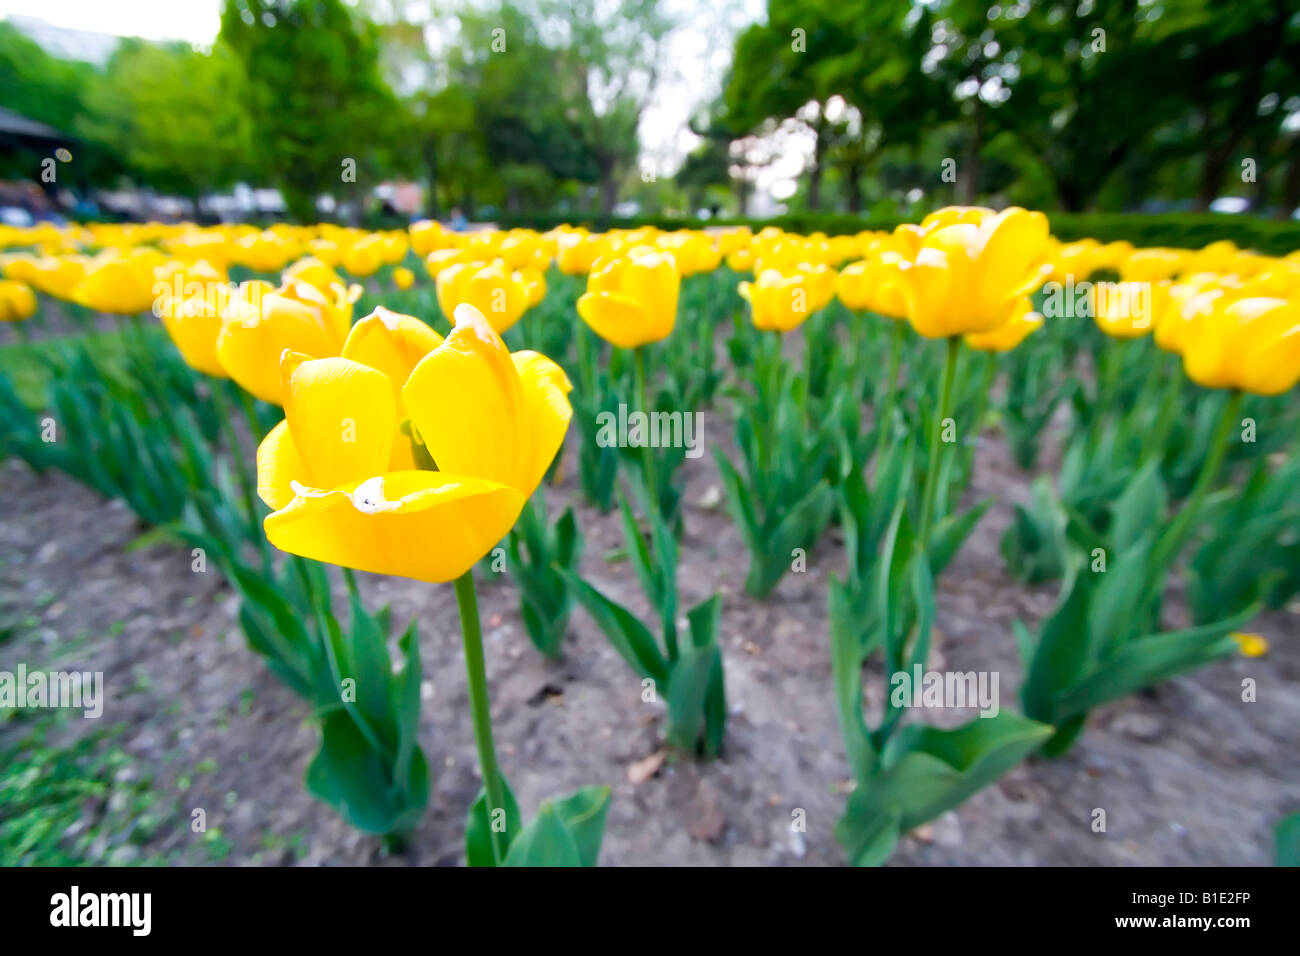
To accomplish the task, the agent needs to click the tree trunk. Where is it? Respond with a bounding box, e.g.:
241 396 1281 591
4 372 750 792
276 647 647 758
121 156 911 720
599 162 618 215
733 176 749 216
844 162 864 214
960 91 984 205
1196 145 1231 213
807 122 826 211
1279 141 1300 221
424 142 441 219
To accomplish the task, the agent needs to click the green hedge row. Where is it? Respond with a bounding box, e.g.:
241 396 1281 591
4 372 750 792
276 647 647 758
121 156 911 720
495 211 1300 256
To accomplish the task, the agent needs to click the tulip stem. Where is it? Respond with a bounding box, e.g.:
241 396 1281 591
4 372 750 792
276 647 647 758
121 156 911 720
633 346 659 517
574 322 594 393
209 380 263 555
917 336 960 549
1147 389 1241 582
873 320 905 469
1087 338 1123 452
1146 358 1183 463
236 387 265 443
453 568 509 865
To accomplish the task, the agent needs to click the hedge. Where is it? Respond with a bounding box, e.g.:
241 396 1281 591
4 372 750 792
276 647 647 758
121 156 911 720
494 211 1300 256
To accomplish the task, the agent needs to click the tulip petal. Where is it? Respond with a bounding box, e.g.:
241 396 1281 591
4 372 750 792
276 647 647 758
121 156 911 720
281 353 397 492
510 350 573 492
342 306 444 405
401 303 529 489
576 291 653 348
264 470 525 582
977 208 1049 321
256 418 305 510
899 245 955 338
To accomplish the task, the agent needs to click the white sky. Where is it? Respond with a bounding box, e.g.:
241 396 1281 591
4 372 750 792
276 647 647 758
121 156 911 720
0 0 221 43
1 0 787 197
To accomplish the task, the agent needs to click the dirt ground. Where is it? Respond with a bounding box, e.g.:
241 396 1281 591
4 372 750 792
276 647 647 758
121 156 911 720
2 401 1298 866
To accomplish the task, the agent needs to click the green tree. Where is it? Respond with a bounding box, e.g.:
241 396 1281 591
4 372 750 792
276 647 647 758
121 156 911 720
79 40 254 199
0 22 116 188
220 0 403 221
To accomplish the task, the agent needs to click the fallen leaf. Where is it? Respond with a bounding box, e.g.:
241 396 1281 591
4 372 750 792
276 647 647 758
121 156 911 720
627 750 666 785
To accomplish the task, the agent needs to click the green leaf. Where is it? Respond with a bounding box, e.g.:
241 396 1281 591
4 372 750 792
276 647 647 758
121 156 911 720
1109 460 1166 554
466 777 523 867
502 805 583 867
1019 558 1091 725
928 498 991 577
391 621 423 795
1277 812 1300 867
347 588 395 741
305 711 427 836
562 570 669 684
686 594 722 650
664 644 719 752
546 786 613 867
1088 532 1157 660
828 577 876 782
836 712 1052 866
1053 607 1256 721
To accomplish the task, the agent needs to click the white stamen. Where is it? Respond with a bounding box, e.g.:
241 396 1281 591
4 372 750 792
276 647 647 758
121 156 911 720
349 475 400 514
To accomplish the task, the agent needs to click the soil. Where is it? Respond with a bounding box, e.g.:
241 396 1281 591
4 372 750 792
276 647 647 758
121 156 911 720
2 399 1297 867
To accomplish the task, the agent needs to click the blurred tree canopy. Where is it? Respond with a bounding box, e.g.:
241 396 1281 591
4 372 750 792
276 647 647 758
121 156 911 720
722 0 1300 218
0 0 1296 221
81 41 254 198
220 0 402 221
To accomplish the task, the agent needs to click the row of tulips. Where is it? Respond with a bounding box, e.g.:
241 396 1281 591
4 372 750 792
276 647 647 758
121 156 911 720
2 206 1296 865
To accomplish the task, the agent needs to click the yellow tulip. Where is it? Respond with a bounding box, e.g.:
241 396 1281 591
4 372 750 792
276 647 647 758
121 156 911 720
340 306 444 411
436 260 532 334
1180 296 1300 395
835 253 909 318
795 262 836 312
917 206 996 233
498 231 548 272
424 247 480 278
1045 238 1101 283
577 246 679 348
257 303 572 582
519 266 546 307
159 287 229 379
1093 240 1135 271
153 259 227 321
2 254 87 299
661 232 721 276
73 252 163 314
234 231 300 273
393 266 415 290
1091 281 1155 338
1230 632 1269 657
379 232 409 265
216 279 357 404
409 219 448 257
0 280 37 321
556 232 604 276
1188 240 1240 275
341 235 386 277
1120 248 1185 283
283 256 350 298
964 299 1043 352
896 207 1051 338
738 269 817 333
725 246 756 272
